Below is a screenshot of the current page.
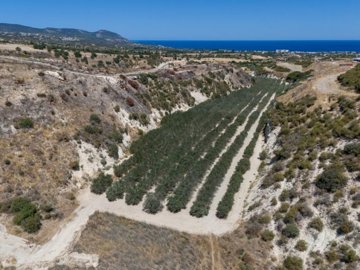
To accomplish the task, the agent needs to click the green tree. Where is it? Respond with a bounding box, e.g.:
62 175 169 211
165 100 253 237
17 118 34 129
261 229 275 242
308 217 324 232
283 256 303 270
295 240 308 252
91 173 112 194
282 223 300 238
315 166 348 193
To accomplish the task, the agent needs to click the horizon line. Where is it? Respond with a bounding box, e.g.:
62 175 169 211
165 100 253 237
133 39 360 41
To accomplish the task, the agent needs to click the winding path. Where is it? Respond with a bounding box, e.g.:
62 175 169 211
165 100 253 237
0 55 184 80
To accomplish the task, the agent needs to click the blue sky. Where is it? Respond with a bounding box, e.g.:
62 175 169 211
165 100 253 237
1 0 360 40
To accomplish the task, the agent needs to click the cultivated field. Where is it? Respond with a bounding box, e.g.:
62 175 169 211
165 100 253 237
107 78 287 218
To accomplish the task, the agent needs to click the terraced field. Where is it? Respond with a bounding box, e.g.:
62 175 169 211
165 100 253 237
107 78 287 218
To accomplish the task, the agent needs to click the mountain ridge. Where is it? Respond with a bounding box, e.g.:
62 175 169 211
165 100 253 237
0 23 131 47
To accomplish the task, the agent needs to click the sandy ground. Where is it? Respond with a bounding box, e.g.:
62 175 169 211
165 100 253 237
0 43 45 52
278 61 357 108
0 91 272 270
219 94 275 222
196 57 247 63
0 55 186 83
185 94 265 210
251 55 268 60
190 91 208 104
207 93 274 217
72 141 117 186
123 60 186 76
277 62 303 72
313 72 345 94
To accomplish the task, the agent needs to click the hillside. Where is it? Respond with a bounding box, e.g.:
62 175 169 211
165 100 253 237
0 23 131 47
71 60 360 270
0 41 359 270
0 44 252 255
338 64 360 92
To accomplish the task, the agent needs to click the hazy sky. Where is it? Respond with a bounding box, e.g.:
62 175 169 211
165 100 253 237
2 0 360 40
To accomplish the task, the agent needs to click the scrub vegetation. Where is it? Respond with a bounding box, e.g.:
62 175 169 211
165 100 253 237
338 64 360 92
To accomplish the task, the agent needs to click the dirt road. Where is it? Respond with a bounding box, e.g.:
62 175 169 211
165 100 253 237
0 55 184 79
278 61 357 107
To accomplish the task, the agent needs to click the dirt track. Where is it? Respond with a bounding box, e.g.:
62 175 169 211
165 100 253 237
278 61 357 108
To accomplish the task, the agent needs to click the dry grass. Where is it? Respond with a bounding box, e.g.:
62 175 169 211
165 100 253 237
278 61 357 109
74 212 273 270
0 125 80 242
75 212 212 270
218 224 273 270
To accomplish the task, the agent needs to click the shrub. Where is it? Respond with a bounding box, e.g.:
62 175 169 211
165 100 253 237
65 192 75 201
279 202 290 213
70 161 80 171
308 217 324 232
343 143 360 156
286 70 312 84
114 105 120 113
106 181 125 201
13 203 37 226
297 203 313 218
271 197 277 206
21 214 41 233
315 166 348 193
74 51 82 58
10 197 41 233
245 221 263 238
325 248 339 263
283 207 298 224
90 114 101 124
258 214 271 224
295 240 308 252
279 190 290 202
33 43 46 50
109 130 123 143
283 256 303 270
344 157 360 172
91 173 112 194
338 64 360 92
10 197 32 213
139 113 149 126
339 245 359 263
107 143 119 159
337 219 354 235
84 125 101 134
261 229 275 242
273 172 285 182
17 118 34 129
259 150 267 160
143 193 163 214
282 223 300 238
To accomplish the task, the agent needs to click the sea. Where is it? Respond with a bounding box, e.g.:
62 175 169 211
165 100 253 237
134 40 360 53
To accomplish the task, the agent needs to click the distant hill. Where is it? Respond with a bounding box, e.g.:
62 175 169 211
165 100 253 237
0 23 132 48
